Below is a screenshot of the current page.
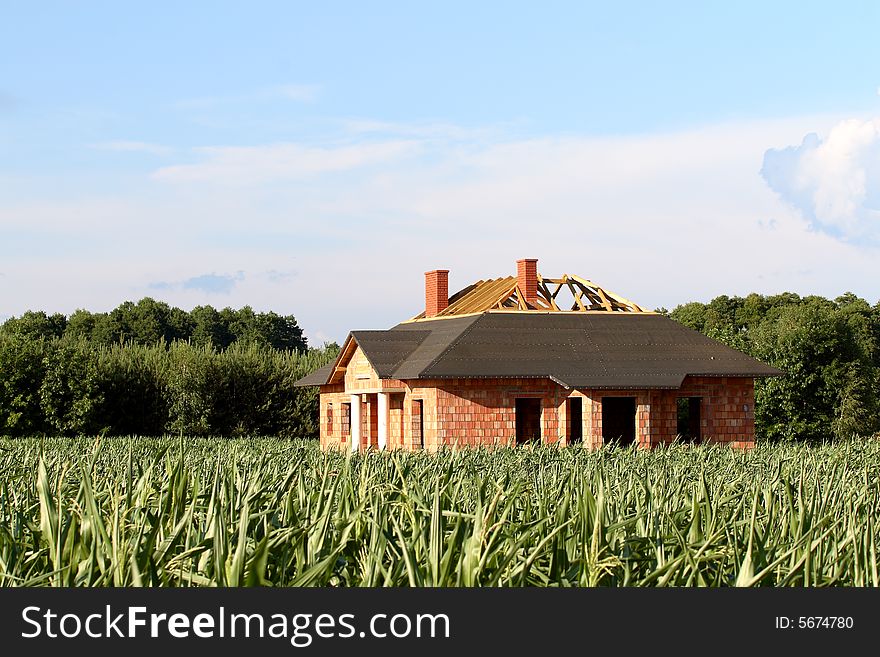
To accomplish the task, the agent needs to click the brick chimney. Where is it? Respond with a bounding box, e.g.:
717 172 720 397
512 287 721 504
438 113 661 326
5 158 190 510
425 269 449 317
517 258 538 307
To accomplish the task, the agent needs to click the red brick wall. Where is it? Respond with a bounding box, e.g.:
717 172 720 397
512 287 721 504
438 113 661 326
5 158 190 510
432 377 563 447
389 393 405 449
580 390 652 449
318 375 757 450
367 397 378 448
406 385 439 449
318 385 347 450
646 376 755 448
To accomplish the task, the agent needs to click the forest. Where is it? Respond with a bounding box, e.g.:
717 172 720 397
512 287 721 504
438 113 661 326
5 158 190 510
667 291 879 441
1 292 878 441
0 298 336 438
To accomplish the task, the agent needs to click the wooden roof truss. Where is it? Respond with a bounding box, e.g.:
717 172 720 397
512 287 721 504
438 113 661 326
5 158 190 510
411 272 648 320
537 274 646 312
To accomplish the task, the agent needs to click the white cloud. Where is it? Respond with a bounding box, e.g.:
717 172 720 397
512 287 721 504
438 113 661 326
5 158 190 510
761 117 880 241
152 140 421 184
4 113 880 343
150 271 245 295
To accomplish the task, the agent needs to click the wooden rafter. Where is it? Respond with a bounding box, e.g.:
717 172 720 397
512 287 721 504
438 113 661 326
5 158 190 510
538 280 560 311
568 274 647 312
407 270 650 321
327 336 358 384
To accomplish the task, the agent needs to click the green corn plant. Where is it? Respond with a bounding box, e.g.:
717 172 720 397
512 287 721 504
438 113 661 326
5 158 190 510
1 437 880 587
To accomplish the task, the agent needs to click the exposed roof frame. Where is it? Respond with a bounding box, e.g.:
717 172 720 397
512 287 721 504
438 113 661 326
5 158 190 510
408 271 649 321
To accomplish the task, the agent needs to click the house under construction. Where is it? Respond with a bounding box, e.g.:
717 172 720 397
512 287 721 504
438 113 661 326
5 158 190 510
295 259 781 450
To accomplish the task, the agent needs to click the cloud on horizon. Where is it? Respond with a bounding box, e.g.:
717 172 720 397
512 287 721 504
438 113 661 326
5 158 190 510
4 113 879 343
151 271 245 295
761 118 880 242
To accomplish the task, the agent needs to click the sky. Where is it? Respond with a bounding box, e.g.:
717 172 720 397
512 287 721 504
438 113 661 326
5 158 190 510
2 1 880 345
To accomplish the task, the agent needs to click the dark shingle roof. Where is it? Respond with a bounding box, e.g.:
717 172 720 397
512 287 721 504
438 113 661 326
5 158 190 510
382 315 483 378
348 329 431 377
294 361 336 387
295 313 783 389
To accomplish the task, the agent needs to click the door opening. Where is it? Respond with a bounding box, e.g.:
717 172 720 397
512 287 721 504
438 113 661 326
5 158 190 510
567 397 583 444
515 398 542 444
676 397 702 443
601 397 636 445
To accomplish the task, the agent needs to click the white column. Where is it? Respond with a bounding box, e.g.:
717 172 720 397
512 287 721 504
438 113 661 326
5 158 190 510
350 394 361 453
377 392 390 450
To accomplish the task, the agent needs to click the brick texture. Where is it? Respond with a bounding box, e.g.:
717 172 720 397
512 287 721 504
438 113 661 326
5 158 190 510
516 259 538 307
424 270 449 317
645 376 756 447
319 368 757 450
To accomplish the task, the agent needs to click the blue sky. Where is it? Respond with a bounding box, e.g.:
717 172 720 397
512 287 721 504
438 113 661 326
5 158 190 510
2 1 880 343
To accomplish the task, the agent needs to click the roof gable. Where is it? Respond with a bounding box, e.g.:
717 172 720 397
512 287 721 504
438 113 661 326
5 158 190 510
349 329 430 377
295 315 481 387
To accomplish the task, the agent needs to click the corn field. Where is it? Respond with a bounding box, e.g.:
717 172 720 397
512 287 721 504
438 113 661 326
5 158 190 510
1 437 878 586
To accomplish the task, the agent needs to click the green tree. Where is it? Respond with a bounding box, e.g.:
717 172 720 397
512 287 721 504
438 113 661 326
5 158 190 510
703 295 744 333
735 293 771 331
167 305 194 342
670 302 708 331
165 342 218 436
254 311 307 351
90 303 131 345
85 298 193 346
219 306 307 351
94 343 170 435
221 306 257 345
0 335 51 436
751 300 878 441
672 291 880 442
39 340 102 435
190 305 233 349
65 308 99 339
1 311 67 339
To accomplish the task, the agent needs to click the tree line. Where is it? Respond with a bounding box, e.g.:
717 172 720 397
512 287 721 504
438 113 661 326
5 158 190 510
0 337 337 438
666 291 880 442
1 297 308 352
2 292 878 441
0 298 337 438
